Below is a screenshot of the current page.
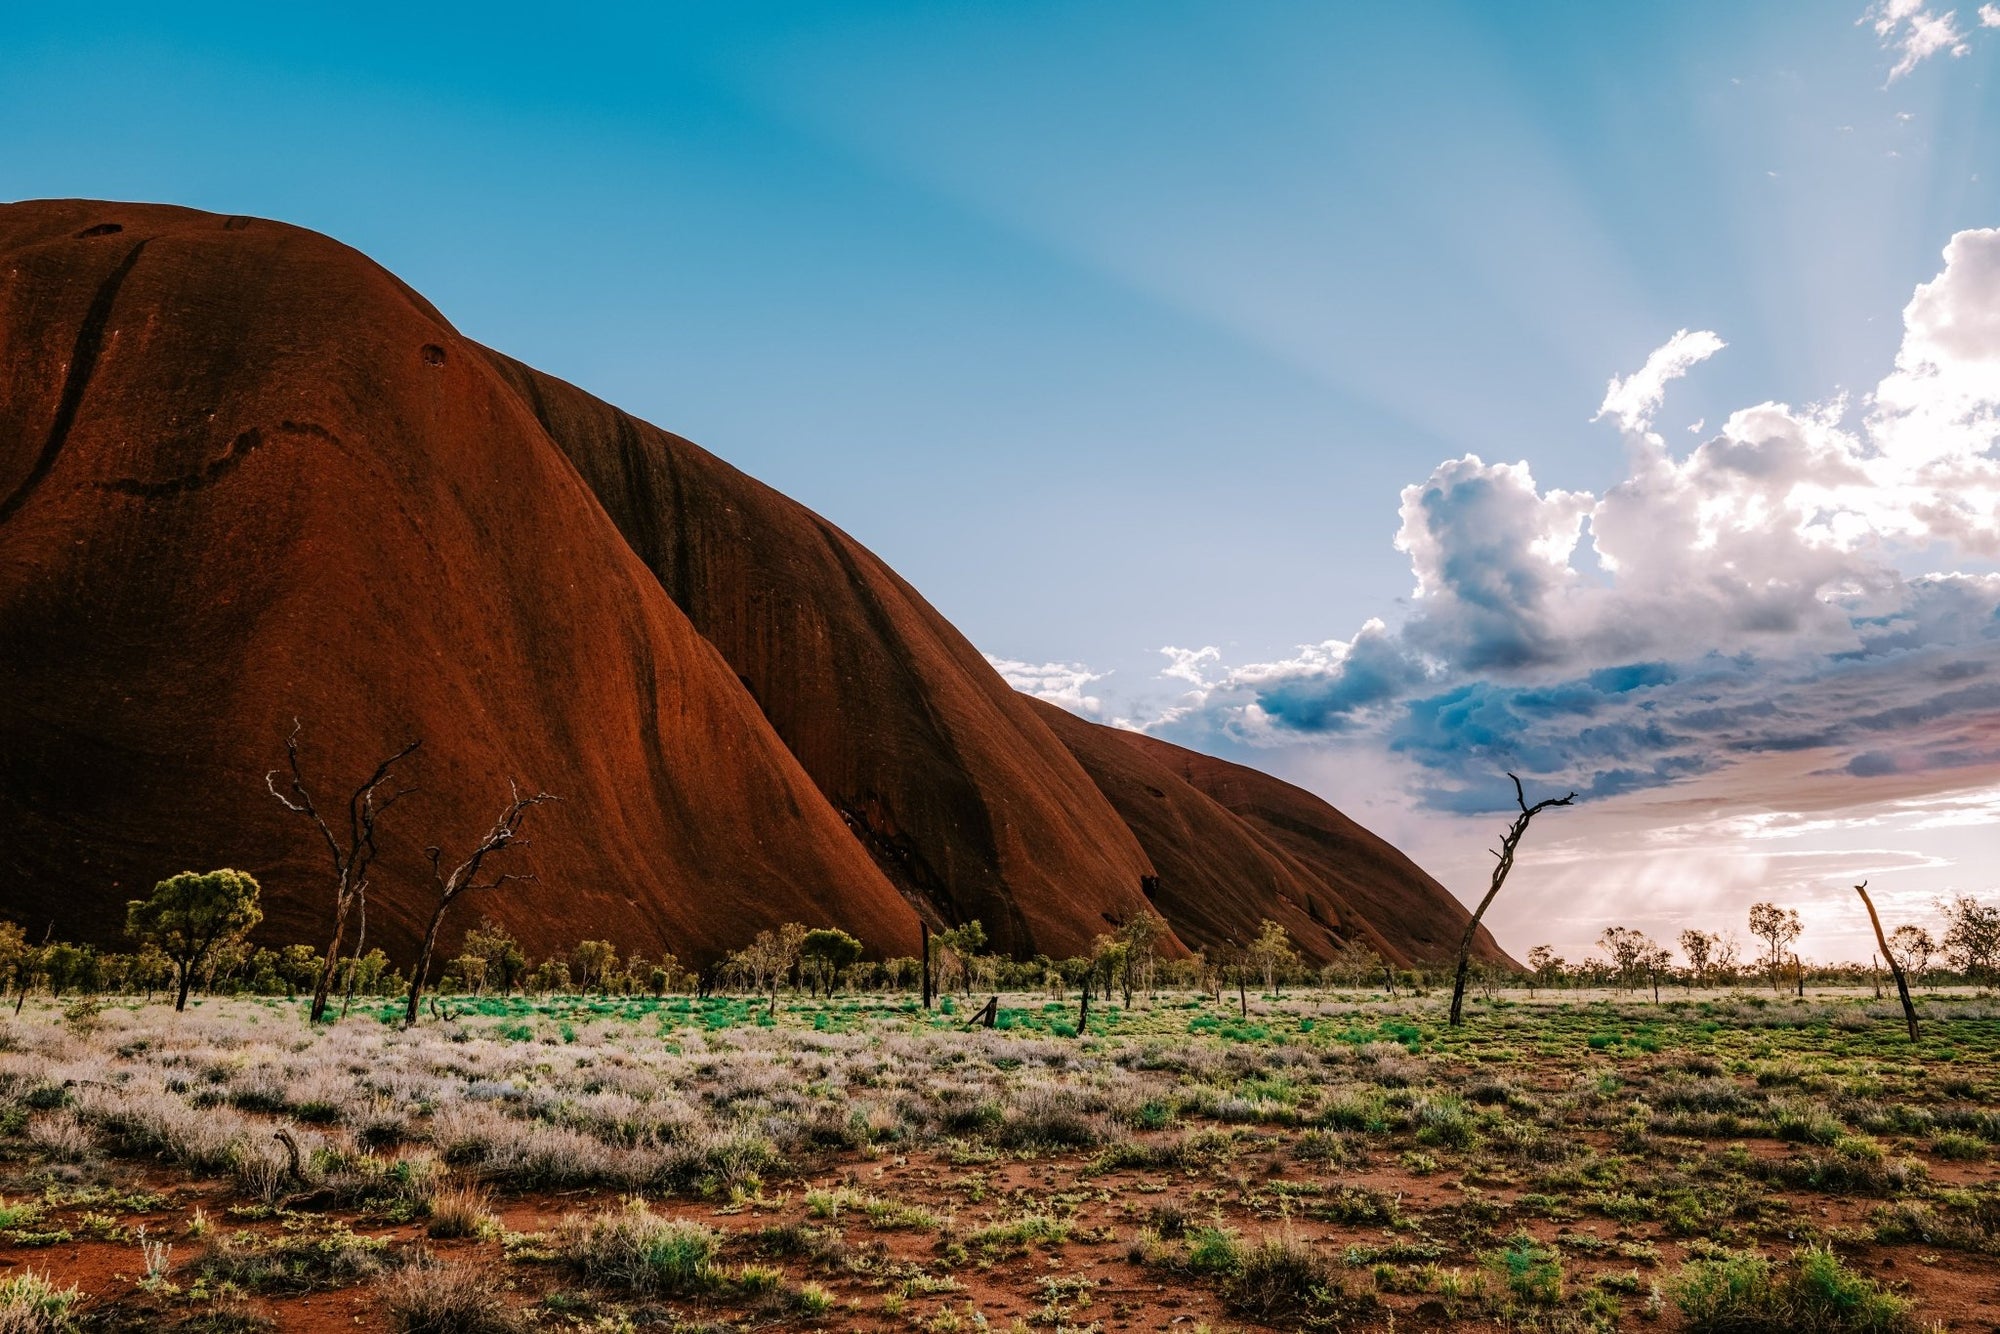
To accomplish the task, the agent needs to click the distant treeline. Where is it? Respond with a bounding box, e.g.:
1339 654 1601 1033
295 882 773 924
5 874 1995 1013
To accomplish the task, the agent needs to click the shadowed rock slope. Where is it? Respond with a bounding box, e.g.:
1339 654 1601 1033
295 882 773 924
1025 698 1513 968
475 351 1157 961
0 198 1504 970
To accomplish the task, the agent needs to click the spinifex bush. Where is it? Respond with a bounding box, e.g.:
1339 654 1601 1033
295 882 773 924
381 1254 523 1334
1670 1245 1912 1333
553 1202 722 1296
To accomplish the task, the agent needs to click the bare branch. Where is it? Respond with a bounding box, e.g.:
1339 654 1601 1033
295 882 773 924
1451 775 1577 1027
266 719 421 1023
404 783 559 1027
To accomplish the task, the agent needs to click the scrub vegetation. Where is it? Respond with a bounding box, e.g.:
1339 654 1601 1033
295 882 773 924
1 972 1995 1331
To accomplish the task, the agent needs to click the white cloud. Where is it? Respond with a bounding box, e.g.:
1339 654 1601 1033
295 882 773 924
1592 329 1726 433
982 654 1108 715
1983 2 2000 25
1157 645 1221 688
1864 0 1972 81
1135 228 2000 813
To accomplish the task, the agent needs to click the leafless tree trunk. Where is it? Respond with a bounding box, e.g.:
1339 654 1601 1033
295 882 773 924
1855 880 1919 1042
920 921 933 1011
267 722 420 1023
1450 773 1575 1027
339 895 368 1020
404 782 556 1027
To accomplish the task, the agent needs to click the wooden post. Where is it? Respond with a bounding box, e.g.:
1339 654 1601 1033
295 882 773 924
1855 881 1919 1042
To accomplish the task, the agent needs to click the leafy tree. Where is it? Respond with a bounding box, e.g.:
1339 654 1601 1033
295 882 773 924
1116 913 1170 1003
42 942 93 998
935 921 987 996
462 919 527 995
128 942 173 1001
800 928 863 995
445 953 488 994
1247 919 1299 994
125 869 263 1011
1888 923 1936 987
1320 939 1384 990
1940 894 2000 988
276 943 321 997
1598 927 1654 991
571 940 618 994
1524 945 1564 995
1747 902 1803 993
1678 930 1719 990
0 921 27 1010
338 947 394 1000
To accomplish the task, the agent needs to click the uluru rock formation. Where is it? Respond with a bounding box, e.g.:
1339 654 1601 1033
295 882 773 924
1024 699 1511 968
0 198 1507 971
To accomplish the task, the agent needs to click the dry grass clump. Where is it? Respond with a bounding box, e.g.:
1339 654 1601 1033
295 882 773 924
553 1201 723 1296
24 1112 93 1164
193 1223 394 1293
0 1269 83 1334
993 1083 1103 1149
381 1255 523 1333
1228 1231 1351 1323
425 1180 500 1239
1669 1244 1913 1333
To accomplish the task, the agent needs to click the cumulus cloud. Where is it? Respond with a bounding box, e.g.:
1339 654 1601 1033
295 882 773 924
1134 228 2000 812
1864 0 1972 81
983 654 1108 715
1983 3 2000 26
1592 328 1726 433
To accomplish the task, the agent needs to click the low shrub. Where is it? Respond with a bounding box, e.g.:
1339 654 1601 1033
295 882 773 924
1225 1232 1345 1322
1669 1244 1912 1333
382 1256 523 1334
0 1269 83 1333
425 1183 499 1240
553 1203 721 1296
193 1225 392 1293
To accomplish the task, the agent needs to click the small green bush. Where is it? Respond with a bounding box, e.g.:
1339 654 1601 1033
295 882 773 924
0 1269 83 1333
553 1203 721 1296
1670 1245 1912 1333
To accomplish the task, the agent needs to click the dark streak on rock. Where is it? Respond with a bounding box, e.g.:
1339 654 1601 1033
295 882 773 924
95 421 333 498
0 239 151 525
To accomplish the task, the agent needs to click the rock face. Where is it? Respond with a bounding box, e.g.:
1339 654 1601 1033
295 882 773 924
476 352 1155 961
1024 699 1511 968
0 199 1506 970
0 200 916 965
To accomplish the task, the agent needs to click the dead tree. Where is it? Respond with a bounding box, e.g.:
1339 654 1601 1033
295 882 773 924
403 782 556 1028
1855 880 1919 1042
920 921 934 1010
266 722 420 1022
1449 773 1576 1027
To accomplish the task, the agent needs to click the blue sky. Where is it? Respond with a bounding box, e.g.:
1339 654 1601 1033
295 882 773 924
7 2 1999 959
